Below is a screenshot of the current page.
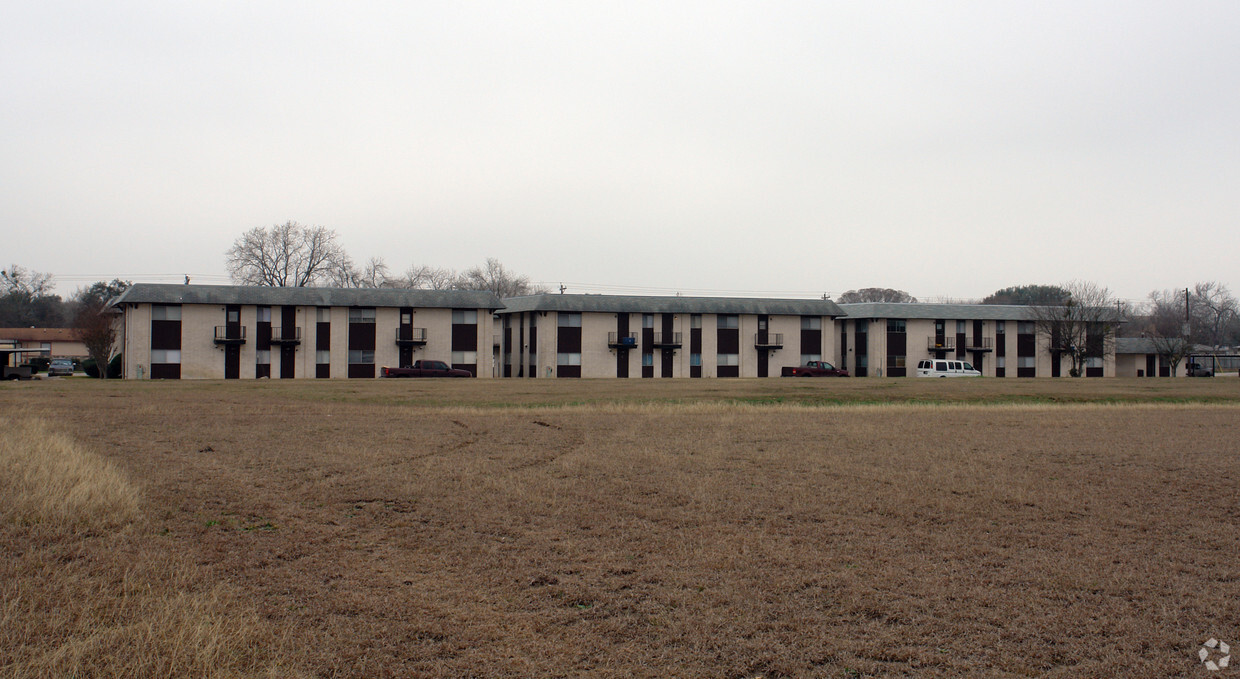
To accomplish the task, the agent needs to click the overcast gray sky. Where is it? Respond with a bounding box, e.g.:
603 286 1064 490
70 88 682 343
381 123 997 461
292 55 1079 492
3 1 1238 303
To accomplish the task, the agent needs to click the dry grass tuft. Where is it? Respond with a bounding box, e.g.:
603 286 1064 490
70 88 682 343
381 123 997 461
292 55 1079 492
0 413 140 531
0 411 304 679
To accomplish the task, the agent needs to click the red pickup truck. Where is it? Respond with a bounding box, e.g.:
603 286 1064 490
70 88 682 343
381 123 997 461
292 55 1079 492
782 361 849 377
380 360 473 378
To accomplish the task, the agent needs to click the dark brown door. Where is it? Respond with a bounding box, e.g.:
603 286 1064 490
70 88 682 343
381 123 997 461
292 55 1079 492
225 305 241 379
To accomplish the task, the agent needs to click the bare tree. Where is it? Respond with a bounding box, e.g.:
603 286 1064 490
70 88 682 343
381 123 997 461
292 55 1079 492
837 287 917 303
226 221 351 287
1030 280 1123 377
455 258 542 298
1142 289 1191 376
393 264 459 290
1 265 66 326
1189 281 1237 350
328 256 392 288
72 289 127 380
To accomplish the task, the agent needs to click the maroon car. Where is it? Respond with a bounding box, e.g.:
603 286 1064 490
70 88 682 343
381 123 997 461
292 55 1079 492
781 361 849 377
380 360 473 378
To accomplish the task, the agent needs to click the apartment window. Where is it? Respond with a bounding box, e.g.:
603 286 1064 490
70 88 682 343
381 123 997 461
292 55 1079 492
151 349 181 363
996 321 1006 333
152 305 181 321
349 308 376 323
690 314 701 329
955 320 965 333
257 306 271 322
1018 356 1036 368
887 319 906 333
348 350 375 364
801 353 821 364
1017 321 1034 334
855 319 868 333
453 309 477 324
642 314 654 329
452 351 478 364
801 316 821 330
255 350 271 364
888 355 907 368
556 352 581 366
316 350 330 364
317 307 331 322
690 353 702 366
718 353 738 366
642 353 653 367
997 356 1006 368
400 312 412 325
1085 357 1103 368
718 315 738 329
557 313 582 328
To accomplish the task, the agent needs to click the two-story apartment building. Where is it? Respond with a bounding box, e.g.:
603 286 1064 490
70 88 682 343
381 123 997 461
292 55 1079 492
111 284 502 379
836 303 1117 377
495 294 846 378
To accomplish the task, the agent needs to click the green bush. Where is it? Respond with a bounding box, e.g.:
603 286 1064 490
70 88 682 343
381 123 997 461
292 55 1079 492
83 355 122 379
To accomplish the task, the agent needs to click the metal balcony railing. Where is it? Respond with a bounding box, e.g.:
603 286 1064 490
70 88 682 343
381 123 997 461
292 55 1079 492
269 327 301 344
651 332 682 348
608 332 639 349
754 332 784 349
394 327 428 345
927 337 955 351
213 326 246 344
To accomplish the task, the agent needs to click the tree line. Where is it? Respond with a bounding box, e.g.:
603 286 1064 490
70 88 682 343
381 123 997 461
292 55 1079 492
225 221 545 299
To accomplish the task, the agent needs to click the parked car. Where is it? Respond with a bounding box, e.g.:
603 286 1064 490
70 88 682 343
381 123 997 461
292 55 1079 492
1187 362 1215 377
782 361 849 377
916 359 981 377
47 358 76 376
380 360 473 378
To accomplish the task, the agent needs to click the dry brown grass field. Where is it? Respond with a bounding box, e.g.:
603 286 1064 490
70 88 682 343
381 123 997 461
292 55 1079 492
4 377 1240 678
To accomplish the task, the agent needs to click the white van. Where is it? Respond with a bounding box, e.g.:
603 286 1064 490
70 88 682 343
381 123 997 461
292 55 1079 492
916 359 981 377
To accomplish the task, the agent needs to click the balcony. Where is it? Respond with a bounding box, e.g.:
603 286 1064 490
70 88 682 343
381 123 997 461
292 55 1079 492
754 332 784 350
651 332 682 348
213 326 246 345
395 327 428 347
269 327 301 345
966 336 994 352
608 332 639 349
927 337 955 351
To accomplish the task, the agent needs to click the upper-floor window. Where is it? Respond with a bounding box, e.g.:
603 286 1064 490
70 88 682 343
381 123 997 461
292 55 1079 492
690 314 702 329
642 314 654 329
887 319 906 333
452 309 477 324
317 307 331 323
801 316 821 330
1017 321 1035 334
855 319 869 333
557 312 582 328
349 308 375 323
996 321 1006 333
152 305 181 321
257 306 271 322
956 320 966 333
718 315 739 329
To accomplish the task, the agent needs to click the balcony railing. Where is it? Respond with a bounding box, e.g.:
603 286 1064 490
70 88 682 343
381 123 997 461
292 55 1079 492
927 337 955 351
966 336 994 351
651 332 682 348
754 332 784 349
269 327 301 344
608 332 639 349
394 327 427 346
213 326 246 344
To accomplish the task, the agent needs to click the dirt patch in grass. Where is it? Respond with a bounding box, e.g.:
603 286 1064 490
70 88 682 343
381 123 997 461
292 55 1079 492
3 379 1239 677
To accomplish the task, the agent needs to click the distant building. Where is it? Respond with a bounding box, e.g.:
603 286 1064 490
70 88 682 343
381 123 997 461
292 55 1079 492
495 294 847 378
0 327 89 360
836 303 1116 377
111 284 502 379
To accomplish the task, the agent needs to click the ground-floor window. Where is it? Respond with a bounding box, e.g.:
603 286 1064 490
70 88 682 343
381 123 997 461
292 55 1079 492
800 353 821 364
886 355 906 377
